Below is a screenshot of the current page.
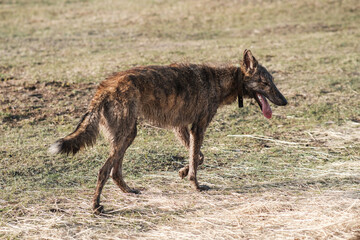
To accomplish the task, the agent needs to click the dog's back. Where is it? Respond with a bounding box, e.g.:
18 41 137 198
95 64 239 128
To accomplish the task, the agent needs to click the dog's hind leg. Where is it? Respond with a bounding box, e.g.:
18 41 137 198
92 153 115 214
92 100 138 214
111 122 139 194
92 123 137 215
174 127 204 179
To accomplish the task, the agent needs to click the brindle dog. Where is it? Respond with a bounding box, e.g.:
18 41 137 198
49 49 287 214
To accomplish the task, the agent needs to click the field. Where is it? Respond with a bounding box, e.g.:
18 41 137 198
1 0 359 239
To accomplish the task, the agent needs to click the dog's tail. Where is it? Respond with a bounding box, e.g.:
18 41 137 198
48 101 103 155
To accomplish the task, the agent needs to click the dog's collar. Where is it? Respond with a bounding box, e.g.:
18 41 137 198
236 67 244 108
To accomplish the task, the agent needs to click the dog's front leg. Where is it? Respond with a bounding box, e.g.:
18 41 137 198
188 124 210 191
173 126 204 179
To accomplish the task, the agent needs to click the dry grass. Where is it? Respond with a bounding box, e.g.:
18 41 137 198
1 0 360 239
2 171 359 239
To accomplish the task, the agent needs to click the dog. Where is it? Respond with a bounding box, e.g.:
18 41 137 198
49 49 287 214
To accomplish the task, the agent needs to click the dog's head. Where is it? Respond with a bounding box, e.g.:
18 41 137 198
240 49 287 119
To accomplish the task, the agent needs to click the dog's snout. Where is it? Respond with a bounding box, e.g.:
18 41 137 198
279 96 288 106
265 88 288 106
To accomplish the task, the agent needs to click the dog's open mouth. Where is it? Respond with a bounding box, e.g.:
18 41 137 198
255 93 272 119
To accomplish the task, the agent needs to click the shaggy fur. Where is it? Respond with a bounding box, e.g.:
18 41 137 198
49 50 287 214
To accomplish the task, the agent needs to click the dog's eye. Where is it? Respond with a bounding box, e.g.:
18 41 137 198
262 80 270 86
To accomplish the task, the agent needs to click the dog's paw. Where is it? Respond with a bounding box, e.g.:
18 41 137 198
121 186 141 194
199 152 204 165
179 166 189 179
93 205 104 215
124 188 140 194
196 185 210 192
129 188 141 194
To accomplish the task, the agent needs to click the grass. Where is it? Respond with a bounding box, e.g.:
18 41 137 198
1 0 360 239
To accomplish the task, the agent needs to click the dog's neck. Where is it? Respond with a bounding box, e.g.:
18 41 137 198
215 65 244 107
235 66 244 108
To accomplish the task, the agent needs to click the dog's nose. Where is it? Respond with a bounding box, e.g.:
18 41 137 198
275 93 288 106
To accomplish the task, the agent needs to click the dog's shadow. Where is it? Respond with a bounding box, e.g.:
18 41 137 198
91 174 360 217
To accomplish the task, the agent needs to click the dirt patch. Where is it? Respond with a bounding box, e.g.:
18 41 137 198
309 121 360 148
141 191 360 239
0 79 97 126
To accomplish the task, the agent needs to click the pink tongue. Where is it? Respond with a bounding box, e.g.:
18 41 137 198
256 93 272 119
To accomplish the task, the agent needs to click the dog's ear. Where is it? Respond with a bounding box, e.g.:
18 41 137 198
243 49 258 73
